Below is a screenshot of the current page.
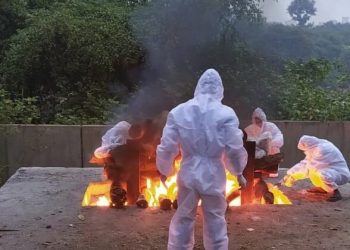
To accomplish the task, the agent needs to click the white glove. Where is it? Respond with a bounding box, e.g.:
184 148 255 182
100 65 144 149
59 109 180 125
237 175 247 189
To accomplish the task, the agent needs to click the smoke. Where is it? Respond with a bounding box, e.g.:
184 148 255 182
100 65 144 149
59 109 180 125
113 1 223 120
112 0 273 122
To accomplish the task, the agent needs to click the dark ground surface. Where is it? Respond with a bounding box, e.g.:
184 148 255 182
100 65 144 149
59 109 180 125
0 167 350 250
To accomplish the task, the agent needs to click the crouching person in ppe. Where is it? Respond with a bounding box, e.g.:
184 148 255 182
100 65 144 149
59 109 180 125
156 69 248 250
283 135 350 202
245 107 284 177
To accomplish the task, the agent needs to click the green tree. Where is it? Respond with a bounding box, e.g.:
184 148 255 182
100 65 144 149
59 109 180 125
0 0 26 52
0 1 143 124
288 0 316 26
278 59 350 120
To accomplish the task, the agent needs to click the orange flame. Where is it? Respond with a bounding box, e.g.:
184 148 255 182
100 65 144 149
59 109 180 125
226 173 241 206
81 181 112 207
82 159 291 207
267 183 292 205
143 160 243 207
143 159 291 207
144 159 179 207
96 196 110 206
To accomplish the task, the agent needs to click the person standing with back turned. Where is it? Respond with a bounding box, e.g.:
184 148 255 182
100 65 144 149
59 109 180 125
156 68 248 250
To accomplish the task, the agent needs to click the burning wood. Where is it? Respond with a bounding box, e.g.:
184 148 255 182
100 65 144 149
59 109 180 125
87 119 162 207
159 196 172 210
110 186 127 209
172 199 178 209
106 140 141 205
255 153 284 175
81 181 111 207
254 176 274 204
240 137 289 205
226 190 240 204
241 141 256 204
83 118 291 208
136 194 148 208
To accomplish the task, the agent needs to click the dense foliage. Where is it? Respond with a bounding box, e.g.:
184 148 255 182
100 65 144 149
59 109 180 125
278 59 350 121
1 0 143 124
1 0 350 123
0 88 39 123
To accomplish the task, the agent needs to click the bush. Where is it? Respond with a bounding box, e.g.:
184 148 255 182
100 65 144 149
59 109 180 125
0 88 40 124
278 59 350 120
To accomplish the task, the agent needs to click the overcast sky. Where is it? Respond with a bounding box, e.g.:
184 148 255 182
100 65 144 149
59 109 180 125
262 0 350 24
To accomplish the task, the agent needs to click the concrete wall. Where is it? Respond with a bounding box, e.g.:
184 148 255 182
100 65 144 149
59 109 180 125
81 125 111 168
274 121 350 168
0 125 82 175
1 122 350 178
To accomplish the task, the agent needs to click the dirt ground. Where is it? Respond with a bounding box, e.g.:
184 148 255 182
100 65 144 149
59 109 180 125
0 167 350 250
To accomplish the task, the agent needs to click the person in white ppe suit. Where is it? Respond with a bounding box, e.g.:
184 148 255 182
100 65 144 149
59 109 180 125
157 68 248 250
283 135 350 202
245 107 284 177
94 121 131 159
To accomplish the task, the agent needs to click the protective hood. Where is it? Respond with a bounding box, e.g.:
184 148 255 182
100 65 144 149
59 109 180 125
252 107 267 125
297 135 320 151
194 68 224 102
94 121 131 158
101 121 131 147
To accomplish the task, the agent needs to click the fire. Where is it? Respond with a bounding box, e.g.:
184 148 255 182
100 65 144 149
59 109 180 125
229 196 242 206
267 183 292 205
142 159 291 207
144 159 179 207
96 196 110 206
226 173 241 206
82 159 291 208
82 181 112 207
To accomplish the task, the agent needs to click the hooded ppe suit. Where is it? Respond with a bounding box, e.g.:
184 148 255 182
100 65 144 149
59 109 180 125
286 135 350 192
94 121 131 159
245 108 284 158
157 69 248 250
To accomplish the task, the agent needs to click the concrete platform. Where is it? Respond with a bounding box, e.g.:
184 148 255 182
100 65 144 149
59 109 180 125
1 167 350 250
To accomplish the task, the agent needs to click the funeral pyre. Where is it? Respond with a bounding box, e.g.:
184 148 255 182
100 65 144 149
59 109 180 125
82 120 291 209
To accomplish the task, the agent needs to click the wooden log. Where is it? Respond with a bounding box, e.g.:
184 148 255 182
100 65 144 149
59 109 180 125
136 194 148 209
159 197 172 210
255 153 284 172
172 199 178 209
127 156 140 205
109 140 141 205
254 177 274 204
263 191 274 204
110 186 127 209
226 190 240 203
241 141 256 205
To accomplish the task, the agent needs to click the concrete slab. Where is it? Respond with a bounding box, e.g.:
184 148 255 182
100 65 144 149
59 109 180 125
1 168 350 250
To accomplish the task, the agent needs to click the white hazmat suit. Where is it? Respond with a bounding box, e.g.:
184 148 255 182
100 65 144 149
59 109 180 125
156 69 248 250
94 121 131 159
245 108 284 158
285 135 350 193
